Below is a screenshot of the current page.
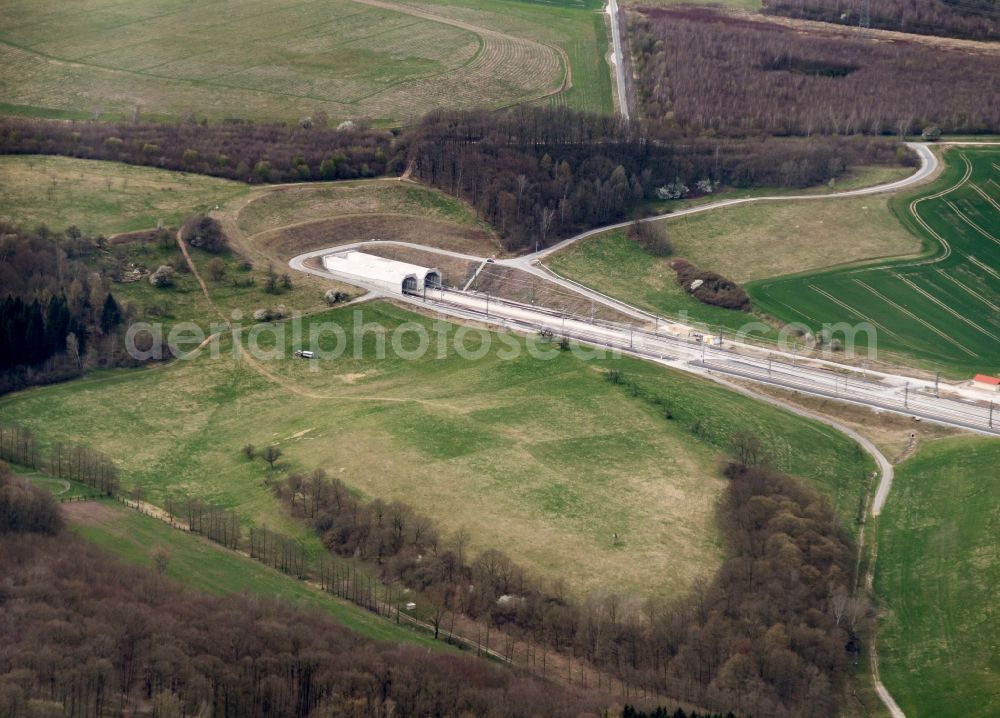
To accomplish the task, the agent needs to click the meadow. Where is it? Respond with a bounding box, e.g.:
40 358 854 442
236 181 492 238
0 0 610 124
547 228 766 336
875 436 1000 718
61 499 446 649
750 148 1000 375
545 165 923 340
0 155 249 235
0 301 871 599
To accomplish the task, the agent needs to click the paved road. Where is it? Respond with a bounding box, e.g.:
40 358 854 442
513 142 938 264
606 0 630 121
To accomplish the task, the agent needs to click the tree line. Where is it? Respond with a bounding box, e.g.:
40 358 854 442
0 525 598 717
401 107 908 250
762 0 998 42
1 109 910 252
0 224 127 394
0 118 395 184
630 7 1000 137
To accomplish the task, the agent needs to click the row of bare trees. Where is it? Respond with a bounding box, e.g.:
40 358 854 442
248 524 308 578
185 500 241 550
763 0 998 42
630 7 1000 136
0 117 394 184
0 423 40 469
49 443 118 496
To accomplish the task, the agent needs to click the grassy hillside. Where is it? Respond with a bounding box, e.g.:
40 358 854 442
0 0 610 123
547 228 767 336
236 181 492 238
875 436 1000 718
750 148 1000 376
415 0 614 114
0 155 249 235
545 167 923 339
0 301 871 599
650 195 921 285
104 238 333 331
64 499 446 649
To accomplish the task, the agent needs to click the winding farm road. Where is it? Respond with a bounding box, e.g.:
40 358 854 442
519 142 937 264
606 0 630 121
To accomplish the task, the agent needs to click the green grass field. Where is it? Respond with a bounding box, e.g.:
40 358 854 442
547 228 767 337
0 301 871 598
545 165 923 342
750 148 1000 376
0 0 610 123
0 155 249 235
236 180 492 238
64 499 445 649
653 195 922 285
875 436 1000 718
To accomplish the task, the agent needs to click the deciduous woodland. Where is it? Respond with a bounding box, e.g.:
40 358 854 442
1 109 908 252
402 108 906 250
0 467 747 718
0 471 589 718
0 119 394 184
630 7 1000 136
762 0 999 42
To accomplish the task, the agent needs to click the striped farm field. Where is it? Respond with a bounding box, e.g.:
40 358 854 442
0 0 609 123
749 148 1000 376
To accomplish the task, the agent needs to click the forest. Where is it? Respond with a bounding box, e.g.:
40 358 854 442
401 108 907 250
0 464 745 718
272 388 859 718
630 7 1000 136
762 0 999 42
0 225 129 393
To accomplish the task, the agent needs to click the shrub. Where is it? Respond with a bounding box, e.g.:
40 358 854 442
324 289 348 305
672 259 750 311
181 215 227 253
207 257 226 281
148 265 174 288
628 219 673 257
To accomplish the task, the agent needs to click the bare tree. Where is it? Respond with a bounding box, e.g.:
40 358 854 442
262 445 282 469
152 546 170 575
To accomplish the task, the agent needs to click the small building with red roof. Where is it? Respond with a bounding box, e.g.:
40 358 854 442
972 374 1000 392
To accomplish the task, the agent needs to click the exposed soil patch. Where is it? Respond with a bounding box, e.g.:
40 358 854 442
61 500 117 526
475 265 633 323
255 214 496 261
